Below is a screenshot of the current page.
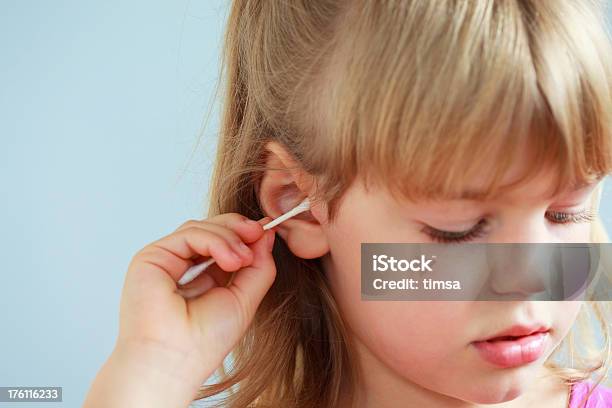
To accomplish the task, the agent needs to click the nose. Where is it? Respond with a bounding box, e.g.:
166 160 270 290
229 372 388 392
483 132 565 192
487 211 559 244
484 212 560 299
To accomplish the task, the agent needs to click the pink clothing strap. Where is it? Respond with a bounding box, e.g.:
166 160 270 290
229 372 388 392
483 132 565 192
568 380 612 407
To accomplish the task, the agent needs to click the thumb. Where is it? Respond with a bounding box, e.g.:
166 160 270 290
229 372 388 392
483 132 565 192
228 226 277 312
182 225 277 384
186 222 277 340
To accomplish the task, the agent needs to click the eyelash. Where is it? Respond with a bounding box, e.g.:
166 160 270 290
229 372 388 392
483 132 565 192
422 208 597 244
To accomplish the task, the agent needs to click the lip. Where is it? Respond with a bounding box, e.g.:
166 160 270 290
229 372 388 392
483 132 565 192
472 324 551 368
479 324 550 341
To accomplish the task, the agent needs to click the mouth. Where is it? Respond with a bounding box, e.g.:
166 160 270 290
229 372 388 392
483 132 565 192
471 325 551 368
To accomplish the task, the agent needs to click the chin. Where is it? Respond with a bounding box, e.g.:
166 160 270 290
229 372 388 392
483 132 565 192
454 373 532 404
465 388 522 404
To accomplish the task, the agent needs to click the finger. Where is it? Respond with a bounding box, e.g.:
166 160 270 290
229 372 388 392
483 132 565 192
186 226 277 333
134 227 246 284
196 214 274 256
173 215 267 268
176 255 235 296
225 227 278 319
174 213 265 245
181 221 254 265
179 217 275 296
176 271 217 299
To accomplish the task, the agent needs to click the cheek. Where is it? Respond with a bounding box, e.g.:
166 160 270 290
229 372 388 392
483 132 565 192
553 223 592 241
552 301 582 338
324 217 470 364
349 303 470 363
324 226 471 367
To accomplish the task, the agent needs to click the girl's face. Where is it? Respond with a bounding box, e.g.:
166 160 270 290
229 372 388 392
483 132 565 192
314 156 601 405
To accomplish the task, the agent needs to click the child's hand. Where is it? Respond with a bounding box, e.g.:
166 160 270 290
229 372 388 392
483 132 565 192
83 214 277 408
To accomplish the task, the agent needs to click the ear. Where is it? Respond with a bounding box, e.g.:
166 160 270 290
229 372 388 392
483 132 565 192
257 140 330 259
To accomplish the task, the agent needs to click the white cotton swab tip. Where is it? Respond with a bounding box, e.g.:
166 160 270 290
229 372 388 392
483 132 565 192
177 197 311 286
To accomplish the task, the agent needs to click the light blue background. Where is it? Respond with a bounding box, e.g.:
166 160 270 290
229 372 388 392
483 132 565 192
1 1 611 407
1 1 227 407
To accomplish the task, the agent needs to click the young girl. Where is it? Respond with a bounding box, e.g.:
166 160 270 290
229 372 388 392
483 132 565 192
83 0 612 407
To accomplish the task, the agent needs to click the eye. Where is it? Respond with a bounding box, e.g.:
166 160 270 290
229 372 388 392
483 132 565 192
422 208 597 244
545 208 597 224
421 219 488 244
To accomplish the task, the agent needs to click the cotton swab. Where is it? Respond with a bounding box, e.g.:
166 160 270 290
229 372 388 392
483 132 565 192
177 197 311 286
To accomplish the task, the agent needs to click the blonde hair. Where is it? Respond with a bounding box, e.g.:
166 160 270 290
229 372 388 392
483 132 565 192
192 1 612 406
